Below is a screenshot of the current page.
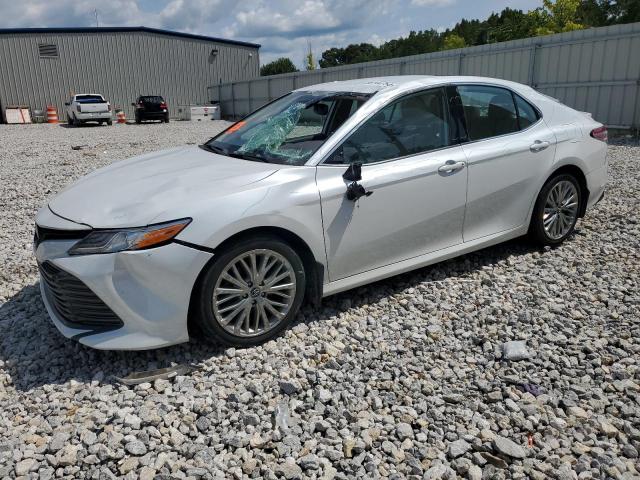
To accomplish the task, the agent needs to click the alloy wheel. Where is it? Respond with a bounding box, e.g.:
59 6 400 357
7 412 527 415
212 249 297 337
543 180 579 240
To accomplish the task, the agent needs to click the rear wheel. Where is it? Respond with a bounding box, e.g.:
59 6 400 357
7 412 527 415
106 118 113 126
194 236 306 347
529 174 582 245
164 116 170 123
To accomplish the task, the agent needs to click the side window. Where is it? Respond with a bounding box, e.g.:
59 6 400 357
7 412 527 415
331 88 450 165
458 85 518 140
514 94 539 129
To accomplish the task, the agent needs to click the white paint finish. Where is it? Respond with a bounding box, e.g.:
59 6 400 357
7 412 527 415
317 146 468 281
322 225 527 297
461 121 557 241
34 75 609 350
48 146 280 228
36 239 212 350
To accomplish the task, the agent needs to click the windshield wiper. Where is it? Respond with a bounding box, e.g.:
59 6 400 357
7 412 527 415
200 143 269 163
199 143 226 155
228 151 269 163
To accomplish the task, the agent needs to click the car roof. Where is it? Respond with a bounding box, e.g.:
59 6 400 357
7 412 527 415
293 75 527 95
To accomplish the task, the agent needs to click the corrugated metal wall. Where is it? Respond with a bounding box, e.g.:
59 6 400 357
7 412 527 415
211 22 640 129
0 30 260 121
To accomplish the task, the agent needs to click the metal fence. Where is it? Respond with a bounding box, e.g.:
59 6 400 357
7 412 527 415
208 22 640 129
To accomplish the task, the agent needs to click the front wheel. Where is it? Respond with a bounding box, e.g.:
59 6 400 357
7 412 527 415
194 236 306 347
529 174 582 246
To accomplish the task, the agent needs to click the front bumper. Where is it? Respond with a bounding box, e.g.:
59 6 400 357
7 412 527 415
35 230 212 350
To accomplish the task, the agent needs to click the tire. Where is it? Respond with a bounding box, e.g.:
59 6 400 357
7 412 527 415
135 116 141 124
68 115 75 126
106 119 113 126
164 116 170 123
194 235 306 347
529 173 582 246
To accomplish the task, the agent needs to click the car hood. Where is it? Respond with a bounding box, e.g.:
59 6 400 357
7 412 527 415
48 146 280 228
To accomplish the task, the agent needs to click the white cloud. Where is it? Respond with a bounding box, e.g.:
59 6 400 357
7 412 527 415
411 0 455 6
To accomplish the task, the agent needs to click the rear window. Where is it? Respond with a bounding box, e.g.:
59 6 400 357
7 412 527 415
75 95 105 104
141 96 164 104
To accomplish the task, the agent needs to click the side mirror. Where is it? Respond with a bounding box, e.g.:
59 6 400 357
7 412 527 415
64 102 70 106
131 102 136 106
342 162 362 182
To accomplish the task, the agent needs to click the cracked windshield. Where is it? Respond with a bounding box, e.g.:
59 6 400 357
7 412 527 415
204 91 369 165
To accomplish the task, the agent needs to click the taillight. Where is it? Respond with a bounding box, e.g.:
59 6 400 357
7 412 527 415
107 103 112 112
590 126 608 142
160 102 167 109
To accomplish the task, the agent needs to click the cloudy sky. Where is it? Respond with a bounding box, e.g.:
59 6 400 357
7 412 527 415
0 0 541 66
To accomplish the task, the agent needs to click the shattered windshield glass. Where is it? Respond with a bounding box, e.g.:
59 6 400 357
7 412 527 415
204 91 369 165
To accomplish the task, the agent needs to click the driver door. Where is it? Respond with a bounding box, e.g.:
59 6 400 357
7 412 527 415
316 87 468 281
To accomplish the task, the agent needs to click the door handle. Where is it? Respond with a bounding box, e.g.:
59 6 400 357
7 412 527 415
438 160 466 174
530 140 550 152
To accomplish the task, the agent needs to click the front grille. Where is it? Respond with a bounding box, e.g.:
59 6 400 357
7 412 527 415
34 225 89 249
39 261 123 329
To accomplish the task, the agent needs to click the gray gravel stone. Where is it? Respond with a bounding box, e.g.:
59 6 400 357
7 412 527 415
0 125 638 479
493 436 527 459
448 439 472 459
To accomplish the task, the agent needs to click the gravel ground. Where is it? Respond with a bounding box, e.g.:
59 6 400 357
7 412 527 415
0 122 639 480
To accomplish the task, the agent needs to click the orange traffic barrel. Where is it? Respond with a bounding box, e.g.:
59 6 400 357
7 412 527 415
46 105 58 124
116 110 126 124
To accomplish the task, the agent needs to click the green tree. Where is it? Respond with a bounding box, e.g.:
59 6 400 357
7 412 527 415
260 57 299 76
442 33 466 50
319 43 378 67
528 0 584 35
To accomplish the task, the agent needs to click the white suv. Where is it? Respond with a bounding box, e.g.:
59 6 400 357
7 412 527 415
65 94 113 126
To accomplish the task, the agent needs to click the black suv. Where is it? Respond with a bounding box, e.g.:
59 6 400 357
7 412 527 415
132 96 169 123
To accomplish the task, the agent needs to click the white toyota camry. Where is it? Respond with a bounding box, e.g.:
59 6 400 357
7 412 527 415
34 75 608 350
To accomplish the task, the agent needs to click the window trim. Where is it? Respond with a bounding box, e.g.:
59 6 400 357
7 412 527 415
453 83 543 146
319 85 458 167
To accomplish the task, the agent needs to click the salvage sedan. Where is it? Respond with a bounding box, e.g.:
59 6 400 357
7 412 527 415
34 75 608 350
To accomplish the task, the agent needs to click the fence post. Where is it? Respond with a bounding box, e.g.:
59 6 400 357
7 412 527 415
528 44 541 87
458 53 465 75
399 61 406 75
358 66 364 78
248 81 252 113
267 78 272 101
231 82 236 120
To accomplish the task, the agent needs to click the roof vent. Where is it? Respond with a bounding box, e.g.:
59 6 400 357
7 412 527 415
38 43 59 58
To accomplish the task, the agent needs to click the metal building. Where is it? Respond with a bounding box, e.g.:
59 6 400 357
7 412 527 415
0 27 260 122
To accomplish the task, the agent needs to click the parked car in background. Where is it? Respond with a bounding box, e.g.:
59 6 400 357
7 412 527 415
35 75 607 350
133 95 169 123
66 94 112 126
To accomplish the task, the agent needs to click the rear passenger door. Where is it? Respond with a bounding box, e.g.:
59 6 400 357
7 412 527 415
455 84 557 241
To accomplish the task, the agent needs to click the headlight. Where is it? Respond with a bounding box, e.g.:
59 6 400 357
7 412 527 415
68 218 191 255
